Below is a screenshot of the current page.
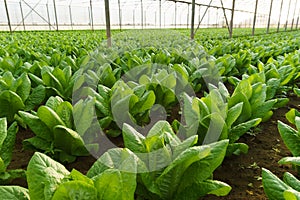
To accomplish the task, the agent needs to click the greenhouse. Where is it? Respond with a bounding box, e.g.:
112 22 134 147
0 0 300 200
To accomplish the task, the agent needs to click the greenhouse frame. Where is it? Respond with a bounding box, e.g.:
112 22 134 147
1 0 300 37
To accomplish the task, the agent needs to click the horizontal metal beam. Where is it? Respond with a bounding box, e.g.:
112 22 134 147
166 0 255 14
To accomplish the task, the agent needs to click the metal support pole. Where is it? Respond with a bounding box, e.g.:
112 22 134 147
291 0 298 30
19 1 25 31
88 7 91 29
266 0 274 33
296 8 300 29
144 11 146 28
133 10 135 28
159 0 162 28
46 4 51 30
141 0 143 29
155 11 157 27
277 0 284 32
207 7 210 27
118 0 122 31
175 2 177 29
194 0 213 34
53 0 59 31
90 0 94 31
219 0 230 35
229 0 236 38
104 0 111 47
187 4 189 29
69 5 73 30
164 12 166 28
198 5 201 24
285 0 292 31
216 8 219 27
191 0 196 39
4 0 12 33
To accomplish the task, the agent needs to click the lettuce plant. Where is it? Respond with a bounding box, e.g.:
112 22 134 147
277 109 300 171
179 82 262 156
19 96 89 163
0 71 45 123
0 150 138 200
122 121 231 199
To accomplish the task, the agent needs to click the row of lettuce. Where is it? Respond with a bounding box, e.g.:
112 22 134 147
0 29 299 199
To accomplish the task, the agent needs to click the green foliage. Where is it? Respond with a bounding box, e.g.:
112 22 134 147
0 150 138 200
262 168 300 200
122 121 231 199
19 96 89 163
0 118 25 184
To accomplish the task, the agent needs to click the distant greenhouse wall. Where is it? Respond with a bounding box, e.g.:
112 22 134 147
0 0 299 32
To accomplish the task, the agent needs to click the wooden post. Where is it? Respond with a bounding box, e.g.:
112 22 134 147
53 0 59 31
4 0 12 33
19 1 25 31
104 0 111 47
229 0 236 38
191 0 196 39
266 0 273 33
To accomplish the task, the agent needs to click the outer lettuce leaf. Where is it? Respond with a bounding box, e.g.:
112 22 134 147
283 172 300 192
87 148 139 178
262 168 291 200
278 121 300 156
176 140 229 195
94 169 136 200
27 152 70 200
175 180 231 200
0 118 7 150
279 157 300 166
0 186 29 200
0 121 18 168
19 111 53 141
53 125 88 156
24 85 46 111
0 90 25 123
37 106 66 130
52 181 97 200
229 118 262 143
263 168 300 200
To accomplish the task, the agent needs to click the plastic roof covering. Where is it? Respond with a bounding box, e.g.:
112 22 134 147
0 0 299 30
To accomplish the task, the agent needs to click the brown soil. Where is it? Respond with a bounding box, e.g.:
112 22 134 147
7 129 34 187
6 96 300 200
